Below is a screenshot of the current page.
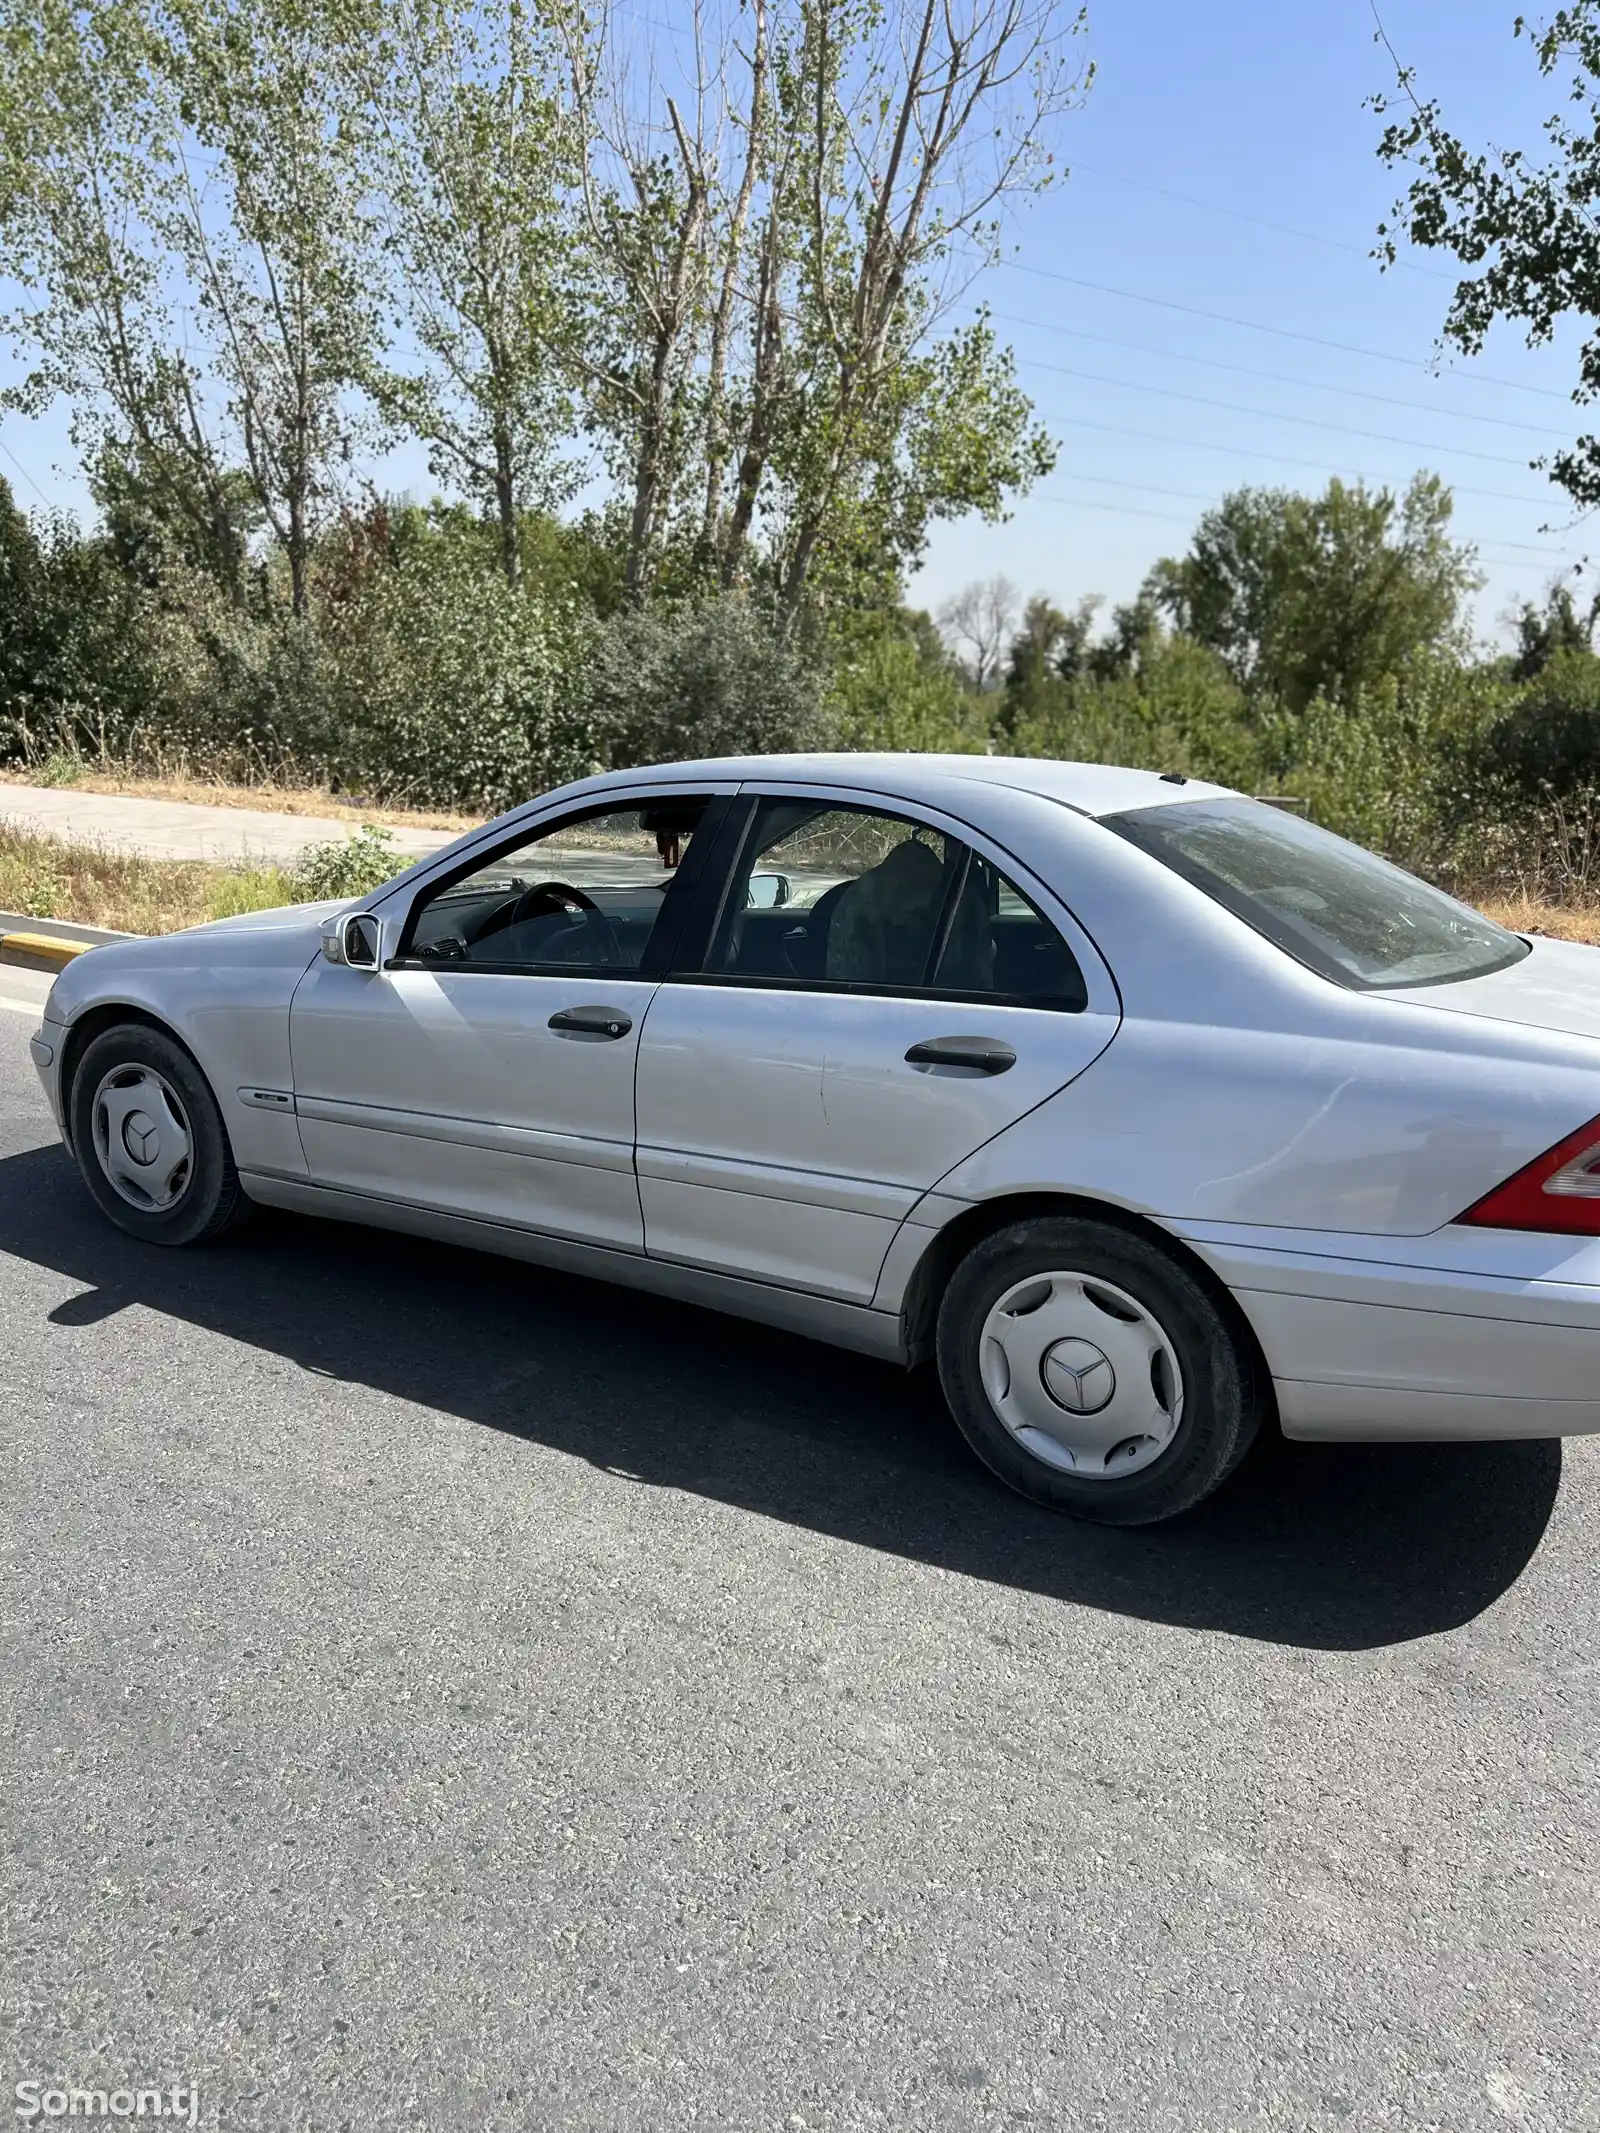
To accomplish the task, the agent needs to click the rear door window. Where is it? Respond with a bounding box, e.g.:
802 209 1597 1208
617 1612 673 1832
707 798 1087 1007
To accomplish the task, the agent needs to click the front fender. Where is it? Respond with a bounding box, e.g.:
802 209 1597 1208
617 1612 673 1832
47 919 323 1177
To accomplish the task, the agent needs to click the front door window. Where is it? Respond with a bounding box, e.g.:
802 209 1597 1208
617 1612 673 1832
400 798 712 973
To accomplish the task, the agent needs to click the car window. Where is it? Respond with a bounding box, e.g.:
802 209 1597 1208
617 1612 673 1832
709 799 1087 1006
403 798 711 973
1106 796 1531 991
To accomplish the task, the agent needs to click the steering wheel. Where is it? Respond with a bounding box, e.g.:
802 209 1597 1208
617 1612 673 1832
476 879 622 965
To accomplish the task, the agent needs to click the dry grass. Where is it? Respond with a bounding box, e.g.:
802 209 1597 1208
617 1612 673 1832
1479 896 1600 946
0 822 295 934
0 764 478 835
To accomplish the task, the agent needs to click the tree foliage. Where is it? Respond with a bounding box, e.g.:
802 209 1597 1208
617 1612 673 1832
1374 5 1600 512
355 0 581 585
1151 475 1479 709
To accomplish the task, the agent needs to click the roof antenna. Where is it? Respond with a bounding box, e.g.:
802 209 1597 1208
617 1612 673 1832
1158 772 1189 785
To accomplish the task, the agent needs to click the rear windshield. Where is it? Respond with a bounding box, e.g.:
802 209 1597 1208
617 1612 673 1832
1105 797 1531 991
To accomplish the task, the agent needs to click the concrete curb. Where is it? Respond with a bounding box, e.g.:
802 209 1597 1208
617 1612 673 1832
0 930 95 973
0 911 138 973
0 911 139 945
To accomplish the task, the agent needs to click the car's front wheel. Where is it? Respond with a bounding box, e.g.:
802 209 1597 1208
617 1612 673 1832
936 1215 1263 1525
70 1022 250 1247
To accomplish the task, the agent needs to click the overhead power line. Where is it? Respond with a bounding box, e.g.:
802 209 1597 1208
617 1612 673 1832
993 313 1573 439
1048 412 1565 509
1036 483 1586 567
1066 160 1456 282
0 436 54 509
1027 364 1542 468
1002 265 1573 402
1037 495 1197 526
1047 471 1588 557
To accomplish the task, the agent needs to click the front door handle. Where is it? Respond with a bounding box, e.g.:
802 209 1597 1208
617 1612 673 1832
548 1004 633 1039
905 1035 1017 1075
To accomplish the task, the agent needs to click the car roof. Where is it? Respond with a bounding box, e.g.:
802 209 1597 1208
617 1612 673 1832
577 753 1238 820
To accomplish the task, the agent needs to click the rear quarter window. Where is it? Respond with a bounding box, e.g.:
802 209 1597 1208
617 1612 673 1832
1105 797 1530 991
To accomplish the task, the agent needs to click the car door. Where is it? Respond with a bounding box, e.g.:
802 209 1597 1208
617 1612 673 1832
289 789 732 1251
633 787 1121 1303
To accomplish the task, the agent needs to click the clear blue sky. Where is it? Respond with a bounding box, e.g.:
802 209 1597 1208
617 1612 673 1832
0 0 1586 646
916 0 1592 644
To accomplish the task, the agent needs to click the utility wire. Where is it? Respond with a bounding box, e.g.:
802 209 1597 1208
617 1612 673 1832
1026 365 1542 468
992 313 1573 439
0 436 55 509
1066 159 1456 282
1046 470 1587 556
1002 264 1573 402
1036 484 1584 565
1049 412 1565 509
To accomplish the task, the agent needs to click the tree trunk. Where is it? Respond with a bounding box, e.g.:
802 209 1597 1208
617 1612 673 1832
494 422 520 587
623 111 706 603
702 0 768 552
287 489 309 619
718 228 784 588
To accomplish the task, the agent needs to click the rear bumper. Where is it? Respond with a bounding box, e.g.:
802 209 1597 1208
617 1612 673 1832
1176 1222 1600 1443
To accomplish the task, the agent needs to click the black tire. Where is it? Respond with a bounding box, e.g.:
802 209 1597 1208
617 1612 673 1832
935 1215 1263 1526
70 1021 251 1247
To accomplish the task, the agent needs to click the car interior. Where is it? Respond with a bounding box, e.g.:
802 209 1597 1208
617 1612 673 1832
720 807 1089 1005
405 800 709 970
399 794 1088 1005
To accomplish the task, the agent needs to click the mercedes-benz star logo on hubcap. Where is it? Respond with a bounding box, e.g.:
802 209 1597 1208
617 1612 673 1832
1041 1338 1116 1415
122 1112 159 1165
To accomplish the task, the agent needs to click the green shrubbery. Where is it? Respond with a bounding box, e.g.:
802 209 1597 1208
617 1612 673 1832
7 466 1600 904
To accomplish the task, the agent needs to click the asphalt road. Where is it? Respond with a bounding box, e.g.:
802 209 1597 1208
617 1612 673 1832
1 985 1597 2133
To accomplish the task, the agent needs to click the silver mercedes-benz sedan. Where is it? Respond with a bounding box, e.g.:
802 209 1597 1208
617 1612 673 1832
30 754 1600 1524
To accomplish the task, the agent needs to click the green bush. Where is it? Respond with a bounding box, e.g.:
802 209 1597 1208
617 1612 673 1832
123 514 588 811
829 622 988 753
1478 647 1600 796
0 482 162 766
1010 634 1263 788
291 825 405 902
581 593 830 768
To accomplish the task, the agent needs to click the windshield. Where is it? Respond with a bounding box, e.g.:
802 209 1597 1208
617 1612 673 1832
1105 798 1531 991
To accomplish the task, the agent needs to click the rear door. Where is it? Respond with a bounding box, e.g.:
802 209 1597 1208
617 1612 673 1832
634 787 1121 1303
289 789 732 1250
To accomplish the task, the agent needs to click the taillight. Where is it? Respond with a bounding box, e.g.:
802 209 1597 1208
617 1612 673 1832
1458 1112 1600 1234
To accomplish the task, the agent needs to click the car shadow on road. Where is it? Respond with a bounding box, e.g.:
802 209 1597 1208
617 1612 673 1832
1 1143 1563 1652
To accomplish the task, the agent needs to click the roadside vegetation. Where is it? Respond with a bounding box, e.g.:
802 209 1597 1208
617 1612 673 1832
0 822 404 934
2 1 1600 925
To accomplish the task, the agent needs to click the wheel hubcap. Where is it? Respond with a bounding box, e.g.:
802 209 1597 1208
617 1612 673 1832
980 1270 1184 1481
92 1065 194 1212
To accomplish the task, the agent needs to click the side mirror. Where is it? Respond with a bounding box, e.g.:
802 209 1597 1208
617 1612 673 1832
320 913 382 968
746 871 792 910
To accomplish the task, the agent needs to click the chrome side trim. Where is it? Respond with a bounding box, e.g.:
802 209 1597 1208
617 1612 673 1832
237 1171 908 1363
635 1143 920 1220
293 1093 635 1174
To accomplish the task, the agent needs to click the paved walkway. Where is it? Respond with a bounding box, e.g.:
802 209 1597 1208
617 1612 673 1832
0 784 459 866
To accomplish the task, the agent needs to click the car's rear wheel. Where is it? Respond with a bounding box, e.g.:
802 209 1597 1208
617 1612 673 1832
70 1022 250 1246
935 1215 1263 1525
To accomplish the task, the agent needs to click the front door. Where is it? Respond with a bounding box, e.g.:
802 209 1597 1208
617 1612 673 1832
289 791 727 1251
634 793 1121 1303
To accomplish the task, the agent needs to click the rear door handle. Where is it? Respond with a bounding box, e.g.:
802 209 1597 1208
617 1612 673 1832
905 1035 1017 1074
548 1004 633 1039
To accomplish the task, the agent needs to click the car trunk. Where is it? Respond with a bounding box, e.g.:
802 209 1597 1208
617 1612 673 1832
1375 933 1600 1041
